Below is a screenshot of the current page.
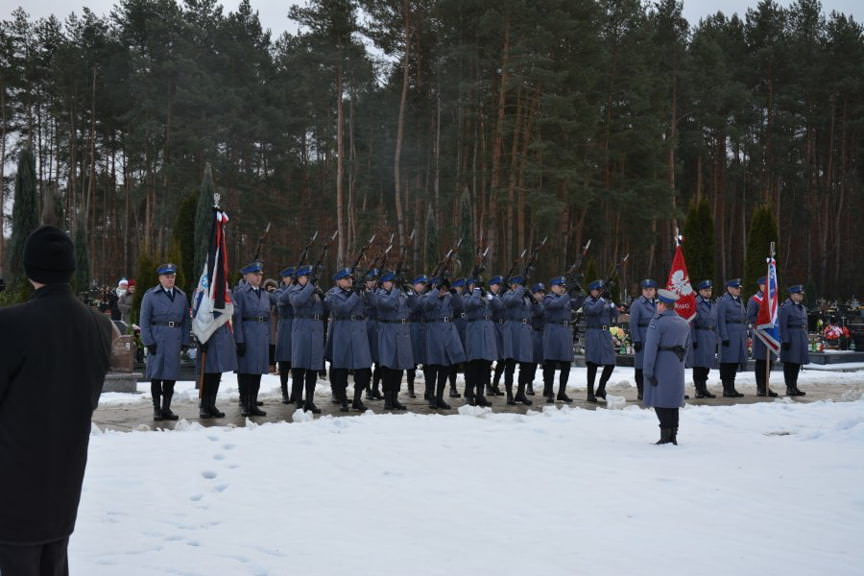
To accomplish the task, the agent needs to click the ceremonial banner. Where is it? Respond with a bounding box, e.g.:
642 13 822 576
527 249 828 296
192 208 233 344
755 256 781 354
666 244 696 322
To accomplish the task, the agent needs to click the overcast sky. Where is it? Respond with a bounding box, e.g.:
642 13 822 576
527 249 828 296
1 0 861 40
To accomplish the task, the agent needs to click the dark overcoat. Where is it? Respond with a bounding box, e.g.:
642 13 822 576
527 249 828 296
717 292 748 365
530 299 544 363
689 295 718 369
582 295 617 365
542 292 575 362
409 291 427 365
642 309 691 409
779 298 810 366
325 287 373 370
140 285 191 380
232 283 274 374
502 286 534 362
463 289 499 362
275 285 294 362
747 292 768 360
197 313 237 374
374 287 415 370
364 290 379 363
489 292 507 360
629 295 656 369
0 284 113 544
422 290 466 365
289 282 325 371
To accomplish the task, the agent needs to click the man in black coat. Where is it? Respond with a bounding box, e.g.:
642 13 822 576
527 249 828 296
0 226 114 576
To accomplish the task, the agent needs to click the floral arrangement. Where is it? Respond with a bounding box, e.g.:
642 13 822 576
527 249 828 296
609 326 630 352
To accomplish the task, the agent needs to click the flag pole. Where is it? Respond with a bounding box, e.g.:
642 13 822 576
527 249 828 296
198 192 222 401
765 241 775 395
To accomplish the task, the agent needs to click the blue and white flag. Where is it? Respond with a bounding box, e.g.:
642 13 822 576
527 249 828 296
755 256 781 354
192 208 233 344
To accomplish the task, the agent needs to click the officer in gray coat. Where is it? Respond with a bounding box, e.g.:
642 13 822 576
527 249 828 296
275 267 295 404
325 267 373 411
542 276 579 403
779 284 809 396
447 278 467 399
232 261 275 416
502 275 535 405
373 270 413 410
421 277 467 409
642 289 691 445
582 280 617 402
747 276 778 397
717 278 747 397
364 269 384 401
196 307 236 419
289 265 326 413
690 280 718 398
407 275 429 399
487 275 507 396
524 283 546 398
629 278 658 401
140 263 191 421
463 278 498 407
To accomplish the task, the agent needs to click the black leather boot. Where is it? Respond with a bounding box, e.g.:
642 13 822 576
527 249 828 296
161 392 179 420
656 428 673 445
505 381 516 406
248 382 266 416
515 379 532 405
152 387 163 421
586 381 597 403
595 380 607 399
434 376 451 409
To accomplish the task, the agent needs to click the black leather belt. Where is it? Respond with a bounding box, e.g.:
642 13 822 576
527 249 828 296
549 320 570 326
587 325 610 331
381 319 410 324
334 315 366 321
726 319 743 323
428 317 452 323
787 325 806 330
152 320 182 327
696 326 715 330
295 314 323 320
280 314 293 320
638 322 650 327
468 316 493 322
242 315 270 322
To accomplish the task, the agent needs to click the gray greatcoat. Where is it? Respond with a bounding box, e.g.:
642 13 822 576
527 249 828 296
779 298 810 366
582 295 617 365
421 290 466 365
374 287 415 370
275 285 294 362
325 287 373 370
232 283 274 375
530 299 544 363
542 292 575 362
364 290 379 363
489 292 507 360
197 313 237 373
463 289 499 362
689 295 718 369
642 309 691 409
629 295 657 369
502 286 534 362
717 292 748 365
747 292 768 360
409 291 427 365
140 285 191 380
289 282 325 371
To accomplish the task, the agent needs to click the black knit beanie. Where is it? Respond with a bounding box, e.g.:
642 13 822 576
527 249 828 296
23 226 76 284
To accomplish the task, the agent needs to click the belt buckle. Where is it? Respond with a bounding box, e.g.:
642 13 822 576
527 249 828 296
167 321 176 327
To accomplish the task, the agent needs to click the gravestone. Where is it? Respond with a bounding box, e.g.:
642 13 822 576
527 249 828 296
103 327 141 393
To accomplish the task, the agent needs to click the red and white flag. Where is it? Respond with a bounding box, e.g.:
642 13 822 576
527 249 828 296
666 243 697 322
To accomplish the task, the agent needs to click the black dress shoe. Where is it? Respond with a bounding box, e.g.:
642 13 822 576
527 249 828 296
393 401 407 410
161 409 179 421
557 394 573 403
586 394 598 403
526 386 535 396
435 399 452 409
249 407 266 416
449 388 461 398
153 408 164 421
352 401 367 411
305 403 322 414
210 407 225 418
475 396 491 407
515 394 532 406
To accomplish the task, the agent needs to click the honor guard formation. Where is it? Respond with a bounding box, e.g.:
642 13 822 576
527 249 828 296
135 247 815 447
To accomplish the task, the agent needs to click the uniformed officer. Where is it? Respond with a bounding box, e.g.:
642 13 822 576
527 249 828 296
326 267 374 411
542 276 580 403
487 275 507 396
502 275 535 405
140 263 191 421
362 269 384 401
289 265 326 413
408 275 429 400
779 285 809 396
629 278 658 401
642 289 691 445
373 270 413 410
421 277 467 409
582 280 617 403
690 280 718 398
747 276 778 397
448 278 467 399
196 302 236 419
523 282 546 399
462 278 498 407
233 261 275 416
275 266 295 404
717 278 747 397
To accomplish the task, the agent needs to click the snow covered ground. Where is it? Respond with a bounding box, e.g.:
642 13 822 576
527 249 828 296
78 367 863 575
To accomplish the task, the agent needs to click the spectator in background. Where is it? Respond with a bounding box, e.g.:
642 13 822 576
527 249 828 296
118 278 136 325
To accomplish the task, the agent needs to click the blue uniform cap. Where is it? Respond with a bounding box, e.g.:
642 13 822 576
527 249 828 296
697 279 712 290
549 276 566 287
640 278 658 289
657 288 679 304
280 266 295 278
531 282 546 294
509 275 525 286
452 278 466 288
726 278 743 288
788 284 805 294
413 275 428 285
380 271 396 283
296 265 313 277
240 261 263 275
488 275 503 286
333 267 353 281
588 280 604 291
757 276 766 286
365 268 380 280
467 278 479 287
157 263 177 275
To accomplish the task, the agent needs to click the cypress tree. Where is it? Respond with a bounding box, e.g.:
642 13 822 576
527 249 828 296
682 198 715 288
745 204 779 292
5 142 40 301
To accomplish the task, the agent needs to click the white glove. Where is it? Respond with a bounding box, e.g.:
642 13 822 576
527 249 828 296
485 293 494 302
610 302 616 310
